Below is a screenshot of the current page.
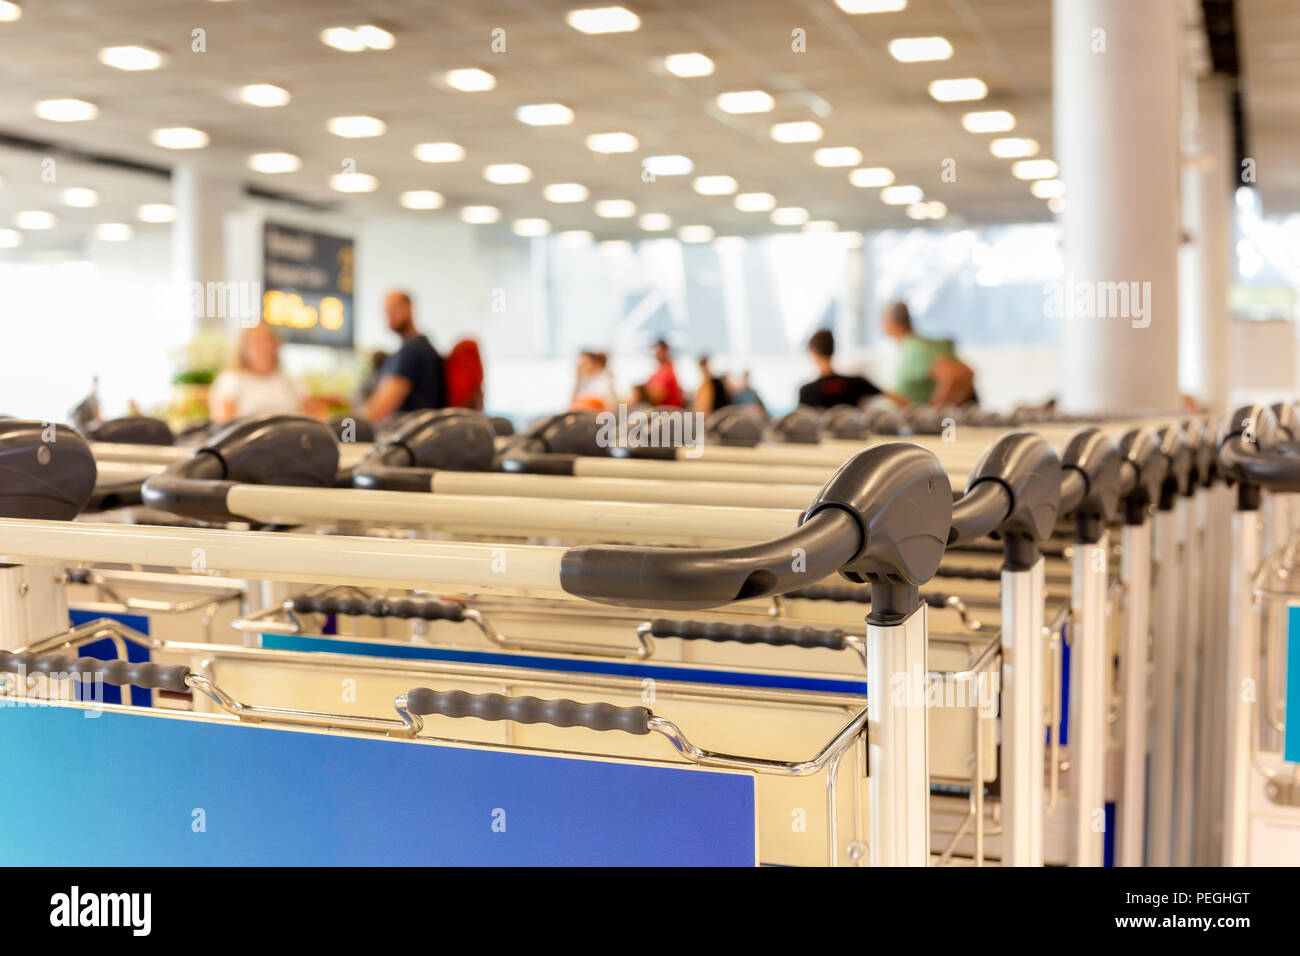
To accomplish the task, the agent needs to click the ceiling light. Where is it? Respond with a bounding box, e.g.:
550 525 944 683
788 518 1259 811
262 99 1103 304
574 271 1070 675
150 127 209 149
600 240 633 256
803 220 838 233
327 115 386 138
544 182 589 203
770 207 809 226
248 152 301 174
484 163 532 184
693 175 738 196
15 211 56 230
925 201 947 218
0 3 21 22
460 205 501 224
400 191 445 210
94 222 133 242
98 45 163 71
888 37 953 62
836 0 906 11
239 83 290 107
928 78 987 102
664 52 714 77
443 68 496 92
513 218 551 237
566 7 640 33
559 230 594 247
849 167 894 188
329 173 378 193
137 203 175 223
771 121 823 143
1030 179 1065 199
906 201 947 220
814 146 862 167
356 25 395 50
414 142 466 163
0 229 21 249
322 26 394 52
1012 159 1058 180
961 110 1015 133
34 98 97 122
881 185 923 205
642 154 693 176
678 225 714 243
1047 196 1065 214
595 199 636 218
61 188 99 208
717 90 775 114
585 131 639 153
638 213 672 231
734 192 777 212
990 137 1038 158
516 103 574 126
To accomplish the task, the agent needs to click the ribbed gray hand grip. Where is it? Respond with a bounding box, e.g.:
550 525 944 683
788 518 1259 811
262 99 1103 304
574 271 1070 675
0 650 191 692
647 618 848 650
403 688 651 734
292 594 466 622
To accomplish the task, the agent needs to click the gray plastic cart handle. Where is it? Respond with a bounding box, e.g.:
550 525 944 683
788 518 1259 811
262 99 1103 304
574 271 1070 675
398 687 651 734
0 649 191 692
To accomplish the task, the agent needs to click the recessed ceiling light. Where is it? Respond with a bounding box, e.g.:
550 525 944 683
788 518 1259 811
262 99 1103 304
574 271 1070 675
928 78 987 102
716 90 775 114
34 98 97 122
137 203 175 223
322 25 394 51
961 110 1015 133
329 173 378 192
239 83 290 107
0 229 21 249
544 182 589 203
595 199 636 218
1030 179 1065 199
600 239 633 256
881 185 923 205
803 220 838 233
558 230 594 247
990 137 1038 158
771 207 809 226
61 188 99 208
713 236 747 253
460 205 501 224
585 131 639 153
484 163 532 184
836 0 907 11
925 201 947 218
248 152 301 174
327 115 386 138
642 154 693 176
566 6 640 34
95 222 133 242
813 146 862 168
15 210 56 230
906 202 946 220
98 45 163 71
400 190 445 210
151 127 209 149
771 121 823 143
693 175 738 196
0 2 21 23
888 37 953 62
443 68 496 92
663 52 714 77
1012 159 1058 180
849 167 894 188
638 213 672 231
1047 196 1065 214
516 103 574 126
678 225 714 243
734 192 776 212
356 25 395 49
513 218 551 237
414 142 466 163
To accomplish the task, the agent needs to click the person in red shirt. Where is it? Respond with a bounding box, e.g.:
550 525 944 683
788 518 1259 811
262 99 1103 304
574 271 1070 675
444 338 484 409
641 339 684 408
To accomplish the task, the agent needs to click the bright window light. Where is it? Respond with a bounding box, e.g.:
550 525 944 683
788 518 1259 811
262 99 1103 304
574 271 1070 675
0 229 21 248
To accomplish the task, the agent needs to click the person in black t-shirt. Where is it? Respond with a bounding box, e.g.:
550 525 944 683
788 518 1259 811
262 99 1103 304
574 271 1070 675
693 355 732 413
363 290 446 421
797 329 891 409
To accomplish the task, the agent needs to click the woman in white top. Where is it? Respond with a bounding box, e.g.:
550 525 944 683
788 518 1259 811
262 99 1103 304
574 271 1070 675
209 323 303 423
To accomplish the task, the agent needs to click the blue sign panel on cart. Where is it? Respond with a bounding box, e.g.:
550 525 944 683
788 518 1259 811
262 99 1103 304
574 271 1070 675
0 705 756 866
1287 606 1300 764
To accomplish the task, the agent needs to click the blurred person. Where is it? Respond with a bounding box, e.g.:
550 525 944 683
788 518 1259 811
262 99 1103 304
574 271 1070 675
209 322 303 423
359 349 390 402
445 338 485 409
726 371 767 415
882 300 977 407
626 383 652 411
363 290 446 422
571 350 617 412
639 339 684 408
693 355 732 414
797 329 889 409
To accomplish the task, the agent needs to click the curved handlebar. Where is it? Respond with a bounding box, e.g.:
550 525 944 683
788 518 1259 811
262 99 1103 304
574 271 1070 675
399 688 651 735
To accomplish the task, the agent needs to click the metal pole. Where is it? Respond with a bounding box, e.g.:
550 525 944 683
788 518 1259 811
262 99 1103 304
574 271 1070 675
1174 490 1204 866
1000 557 1046 866
1148 505 1181 865
1070 531 1109 866
1223 499 1262 866
1117 519 1152 867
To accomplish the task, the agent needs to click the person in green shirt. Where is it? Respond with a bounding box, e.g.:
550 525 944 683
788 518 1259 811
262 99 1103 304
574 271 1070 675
882 301 976 407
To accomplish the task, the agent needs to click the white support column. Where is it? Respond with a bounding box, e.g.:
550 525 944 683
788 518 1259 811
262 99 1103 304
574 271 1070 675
1070 532 1110 866
1053 0 1182 414
1000 558 1046 867
1118 519 1153 866
1148 505 1182 865
1223 503 1262 866
171 165 244 330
